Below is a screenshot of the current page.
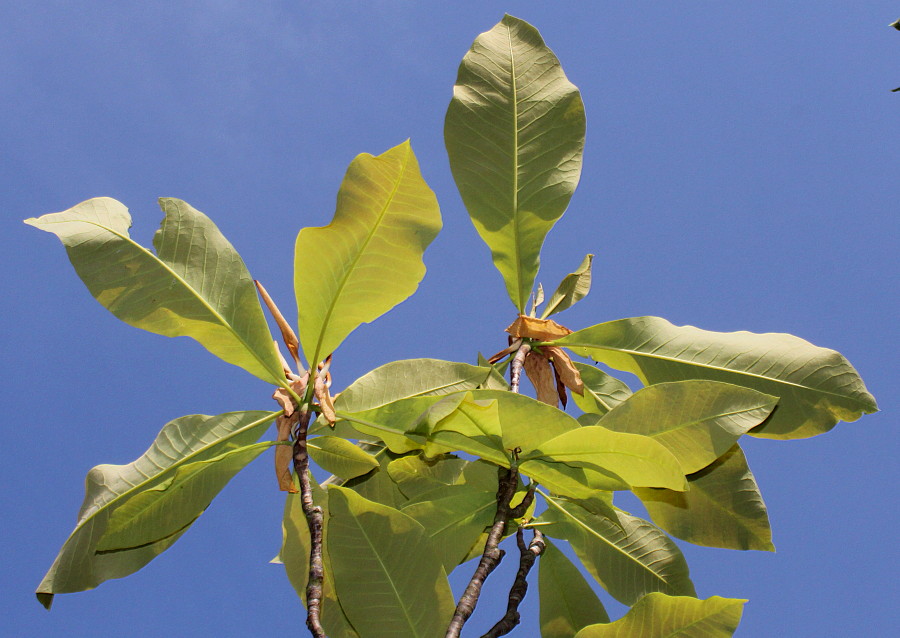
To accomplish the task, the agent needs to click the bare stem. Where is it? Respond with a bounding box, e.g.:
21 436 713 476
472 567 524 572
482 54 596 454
445 466 521 638
293 406 326 638
509 342 531 393
481 528 546 637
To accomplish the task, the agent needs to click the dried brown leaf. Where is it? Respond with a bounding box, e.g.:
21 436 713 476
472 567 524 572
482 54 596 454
543 345 584 395
271 372 309 417
315 374 337 427
554 370 568 409
275 413 299 493
255 280 301 366
524 351 558 407
505 315 572 342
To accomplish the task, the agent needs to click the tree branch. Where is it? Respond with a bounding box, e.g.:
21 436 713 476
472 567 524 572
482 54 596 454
293 406 326 638
509 342 531 393
481 528 546 637
445 465 521 638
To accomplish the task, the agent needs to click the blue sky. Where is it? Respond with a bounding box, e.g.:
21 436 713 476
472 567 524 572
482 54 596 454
2 2 896 636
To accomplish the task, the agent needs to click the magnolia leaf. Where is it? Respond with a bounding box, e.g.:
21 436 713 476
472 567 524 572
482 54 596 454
582 380 777 474
26 197 284 384
636 444 774 551
308 436 380 480
574 593 746 638
538 495 695 606
335 358 493 413
36 410 278 608
387 454 468 500
542 253 594 318
295 141 441 366
525 350 559 406
572 362 633 415
279 478 360 637
445 14 586 311
539 538 609 637
340 446 410 510
530 283 545 316
558 316 878 439
525 424 687 491
507 315 573 341
327 487 456 637
401 484 497 570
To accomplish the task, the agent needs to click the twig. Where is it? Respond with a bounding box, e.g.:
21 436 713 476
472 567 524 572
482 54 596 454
509 342 531 393
445 466 521 638
481 528 546 637
293 405 326 638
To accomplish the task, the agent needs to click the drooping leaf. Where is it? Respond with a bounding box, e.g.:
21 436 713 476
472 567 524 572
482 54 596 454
525 425 687 491
539 538 609 637
401 484 497 571
278 478 360 637
294 141 441 366
25 197 284 384
635 444 774 551
445 14 586 311
327 487 455 637
525 349 559 406
580 380 777 474
538 494 695 606
572 362 633 415
308 436 380 480
542 253 594 318
340 446 410 510
558 316 878 439
36 410 278 608
574 593 746 638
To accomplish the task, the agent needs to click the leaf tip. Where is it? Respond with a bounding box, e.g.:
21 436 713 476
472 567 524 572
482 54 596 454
36 592 54 610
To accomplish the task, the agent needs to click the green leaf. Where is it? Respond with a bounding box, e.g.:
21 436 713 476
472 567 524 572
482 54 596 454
580 380 777 474
340 447 411 510
539 538 609 637
525 425 687 491
574 593 746 638
445 14 586 311
538 494 695 606
25 197 284 384
308 436 380 480
295 141 441 365
635 444 774 551
327 487 455 637
36 410 277 608
542 254 594 318
572 362 633 415
278 478 360 637
401 484 497 571
387 454 468 500
558 316 878 439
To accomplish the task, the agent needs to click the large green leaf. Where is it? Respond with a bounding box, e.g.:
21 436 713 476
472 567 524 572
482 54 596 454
524 425 688 491
36 410 278 608
542 253 594 318
539 538 609 637
308 435 379 480
636 444 774 551
401 484 497 571
571 362 633 415
294 141 441 365
557 316 878 439
278 478 360 637
445 14 586 311
579 380 777 474
538 494 695 606
327 487 455 637
387 453 468 500
574 593 746 638
25 197 285 384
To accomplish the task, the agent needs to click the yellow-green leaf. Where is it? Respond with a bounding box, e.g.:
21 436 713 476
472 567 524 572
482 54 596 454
558 316 878 439
539 539 609 637
574 593 746 638
445 15 586 311
25 197 284 384
295 141 441 365
308 435 380 480
542 254 594 318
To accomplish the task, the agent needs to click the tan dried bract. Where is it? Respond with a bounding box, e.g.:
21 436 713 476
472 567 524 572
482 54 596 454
275 413 299 493
505 315 572 342
524 350 559 407
543 345 584 396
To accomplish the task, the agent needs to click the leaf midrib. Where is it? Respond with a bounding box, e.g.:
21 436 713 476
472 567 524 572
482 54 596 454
38 216 282 386
504 20 524 312
310 146 412 368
